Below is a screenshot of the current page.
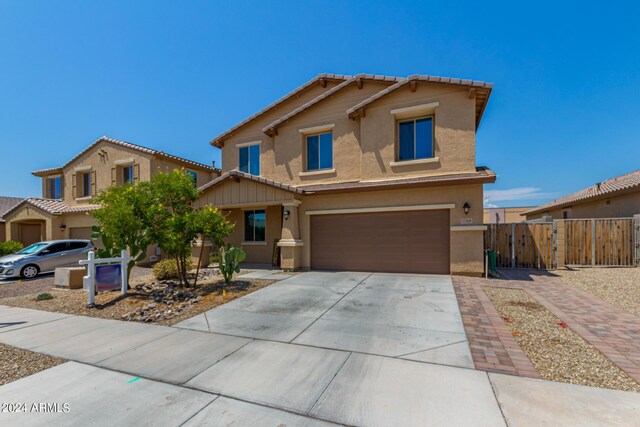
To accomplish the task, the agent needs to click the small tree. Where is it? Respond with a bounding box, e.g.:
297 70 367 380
91 183 155 281
193 206 234 286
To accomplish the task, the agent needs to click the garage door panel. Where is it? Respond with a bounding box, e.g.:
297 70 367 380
311 209 450 274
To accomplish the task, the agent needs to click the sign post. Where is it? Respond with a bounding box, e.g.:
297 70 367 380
80 249 134 308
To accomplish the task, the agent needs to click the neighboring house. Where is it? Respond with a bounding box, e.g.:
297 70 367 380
4 136 217 249
199 73 496 276
0 197 24 241
483 207 531 224
524 169 640 221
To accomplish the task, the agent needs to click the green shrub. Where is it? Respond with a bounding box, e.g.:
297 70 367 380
0 240 23 256
36 293 53 301
152 258 193 280
219 244 246 284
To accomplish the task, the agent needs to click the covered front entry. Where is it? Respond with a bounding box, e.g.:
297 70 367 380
310 209 450 274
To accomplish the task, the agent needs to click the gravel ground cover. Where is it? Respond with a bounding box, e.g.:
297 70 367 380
0 267 152 299
0 344 65 386
0 268 278 326
484 286 640 392
554 268 640 317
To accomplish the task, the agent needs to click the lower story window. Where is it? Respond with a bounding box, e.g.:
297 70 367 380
244 209 266 242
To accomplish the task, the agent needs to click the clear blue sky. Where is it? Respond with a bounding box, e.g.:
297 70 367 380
1 1 639 207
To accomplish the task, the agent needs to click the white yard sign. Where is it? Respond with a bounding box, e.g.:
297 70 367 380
79 250 133 308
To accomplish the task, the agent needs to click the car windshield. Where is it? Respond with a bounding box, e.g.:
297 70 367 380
17 243 49 255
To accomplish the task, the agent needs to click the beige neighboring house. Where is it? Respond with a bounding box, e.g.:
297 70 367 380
524 169 640 220
199 73 496 276
483 207 531 224
0 197 24 241
4 136 217 252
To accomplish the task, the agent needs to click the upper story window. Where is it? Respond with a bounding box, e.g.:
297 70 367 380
122 165 134 185
244 209 266 242
398 117 434 161
186 170 198 187
306 132 333 171
239 143 260 175
46 176 61 199
77 171 92 198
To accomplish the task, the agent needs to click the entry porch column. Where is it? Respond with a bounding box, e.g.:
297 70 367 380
277 199 303 271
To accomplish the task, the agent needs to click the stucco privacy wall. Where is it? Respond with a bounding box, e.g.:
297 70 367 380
526 190 640 220
359 84 477 180
298 184 485 275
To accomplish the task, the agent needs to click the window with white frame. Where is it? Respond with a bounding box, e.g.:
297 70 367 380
239 144 260 175
244 209 266 242
398 117 433 161
306 132 333 171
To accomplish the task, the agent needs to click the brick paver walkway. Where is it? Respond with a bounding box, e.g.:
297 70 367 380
453 270 640 383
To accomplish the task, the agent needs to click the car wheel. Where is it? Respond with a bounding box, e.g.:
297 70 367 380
20 264 39 279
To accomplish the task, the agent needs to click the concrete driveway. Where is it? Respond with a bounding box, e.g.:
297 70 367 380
176 271 473 368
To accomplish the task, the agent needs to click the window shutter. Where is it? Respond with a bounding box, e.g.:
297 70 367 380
72 173 77 199
60 175 65 199
133 164 140 185
91 170 97 196
111 167 116 186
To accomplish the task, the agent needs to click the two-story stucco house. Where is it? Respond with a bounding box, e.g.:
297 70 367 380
197 73 496 276
4 136 217 248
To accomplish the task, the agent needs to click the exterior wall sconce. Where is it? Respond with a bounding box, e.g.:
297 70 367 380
463 202 471 215
283 209 291 221
60 224 67 232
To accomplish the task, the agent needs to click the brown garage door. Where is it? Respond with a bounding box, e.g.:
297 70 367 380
70 227 93 240
310 209 450 274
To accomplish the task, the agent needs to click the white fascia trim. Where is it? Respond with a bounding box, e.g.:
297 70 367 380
390 102 439 118
298 124 335 134
114 158 136 166
236 140 262 148
277 239 304 247
450 225 487 231
298 168 336 177
390 157 440 167
305 204 455 216
74 165 92 172
241 241 267 246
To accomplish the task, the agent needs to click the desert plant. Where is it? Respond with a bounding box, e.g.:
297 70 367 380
219 244 246 284
152 258 193 280
0 240 23 256
36 292 53 301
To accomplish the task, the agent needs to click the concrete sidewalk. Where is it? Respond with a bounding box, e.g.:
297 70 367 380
1 304 639 426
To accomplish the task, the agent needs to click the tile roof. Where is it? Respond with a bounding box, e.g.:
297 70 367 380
210 73 351 147
347 74 494 128
198 170 306 195
3 198 100 218
0 197 24 222
262 74 403 135
199 167 495 196
524 169 640 215
32 136 214 176
299 167 496 193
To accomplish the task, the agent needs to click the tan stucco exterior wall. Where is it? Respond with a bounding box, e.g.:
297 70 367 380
220 82 478 188
526 190 640 220
483 207 530 224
